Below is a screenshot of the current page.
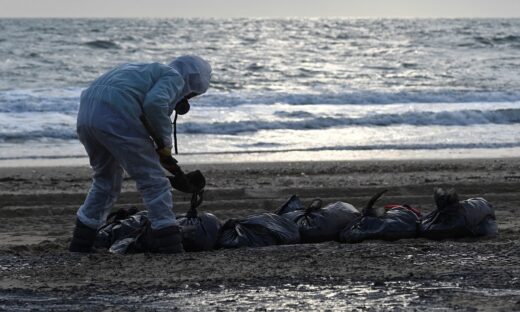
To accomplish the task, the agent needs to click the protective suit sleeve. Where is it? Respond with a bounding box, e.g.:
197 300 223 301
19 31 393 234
142 64 185 148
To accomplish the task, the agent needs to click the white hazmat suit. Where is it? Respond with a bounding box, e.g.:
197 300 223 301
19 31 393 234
76 55 211 230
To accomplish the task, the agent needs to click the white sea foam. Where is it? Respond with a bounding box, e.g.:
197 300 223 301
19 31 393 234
1 100 519 141
179 108 520 135
3 89 520 113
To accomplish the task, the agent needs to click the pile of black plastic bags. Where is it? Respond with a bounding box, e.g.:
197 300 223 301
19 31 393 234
94 187 498 254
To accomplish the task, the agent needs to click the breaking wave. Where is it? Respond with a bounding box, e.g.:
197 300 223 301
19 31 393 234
2 108 518 141
196 90 520 107
473 35 520 46
2 89 520 113
0 89 80 113
180 108 520 135
0 129 77 142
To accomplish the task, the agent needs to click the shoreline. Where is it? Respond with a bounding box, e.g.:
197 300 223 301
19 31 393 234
2 147 520 168
1 153 520 168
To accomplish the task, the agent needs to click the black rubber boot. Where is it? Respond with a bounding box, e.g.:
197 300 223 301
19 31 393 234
69 219 97 252
150 225 184 254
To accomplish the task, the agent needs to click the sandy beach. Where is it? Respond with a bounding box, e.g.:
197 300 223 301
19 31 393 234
1 158 519 311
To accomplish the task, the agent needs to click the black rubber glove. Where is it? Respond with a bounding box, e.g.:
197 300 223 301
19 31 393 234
157 147 183 176
168 170 206 194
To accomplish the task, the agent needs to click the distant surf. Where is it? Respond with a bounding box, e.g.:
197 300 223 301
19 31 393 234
1 18 519 164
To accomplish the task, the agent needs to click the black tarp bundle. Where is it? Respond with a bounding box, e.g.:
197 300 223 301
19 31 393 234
419 188 497 240
217 213 301 248
275 195 303 215
93 187 498 254
94 206 139 249
176 192 222 252
94 208 150 254
94 193 222 254
276 195 361 243
339 190 421 243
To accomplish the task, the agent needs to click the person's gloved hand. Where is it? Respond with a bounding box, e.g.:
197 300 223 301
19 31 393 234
168 170 206 194
156 147 183 175
157 148 206 194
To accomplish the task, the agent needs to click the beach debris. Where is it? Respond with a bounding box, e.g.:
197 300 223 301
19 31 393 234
277 196 361 243
419 188 498 240
93 187 498 254
95 194 222 253
275 195 303 215
94 207 141 249
177 191 222 252
339 190 421 243
95 209 150 254
218 213 300 248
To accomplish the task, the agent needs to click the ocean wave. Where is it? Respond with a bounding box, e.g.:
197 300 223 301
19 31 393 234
196 90 520 107
3 107 516 140
83 40 121 49
2 88 520 113
0 154 86 160
0 111 77 142
180 108 520 134
0 89 80 113
274 111 315 118
0 129 77 142
474 35 520 46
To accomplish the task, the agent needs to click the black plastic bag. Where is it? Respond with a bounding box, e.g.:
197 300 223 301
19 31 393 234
340 190 421 243
94 206 141 248
95 209 150 254
279 196 361 243
218 213 300 248
275 195 303 214
177 192 222 252
95 192 222 253
419 188 497 240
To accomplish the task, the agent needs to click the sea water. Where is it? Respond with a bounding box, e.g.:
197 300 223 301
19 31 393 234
0 18 519 166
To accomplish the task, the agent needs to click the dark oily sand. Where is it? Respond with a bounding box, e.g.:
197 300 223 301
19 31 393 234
1 158 520 311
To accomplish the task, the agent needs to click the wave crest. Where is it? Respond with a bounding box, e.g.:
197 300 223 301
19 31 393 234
180 108 520 135
83 40 121 49
2 89 520 113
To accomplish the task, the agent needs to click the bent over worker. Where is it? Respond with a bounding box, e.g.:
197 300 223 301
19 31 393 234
69 55 212 253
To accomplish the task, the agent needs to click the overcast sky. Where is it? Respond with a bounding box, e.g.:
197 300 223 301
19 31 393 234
1 0 519 18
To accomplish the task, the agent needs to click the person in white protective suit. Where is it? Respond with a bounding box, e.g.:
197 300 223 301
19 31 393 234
69 55 212 253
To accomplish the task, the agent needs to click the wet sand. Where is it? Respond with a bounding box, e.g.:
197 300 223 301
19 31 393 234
1 158 519 311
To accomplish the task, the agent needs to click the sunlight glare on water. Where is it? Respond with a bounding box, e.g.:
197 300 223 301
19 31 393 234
6 280 517 311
